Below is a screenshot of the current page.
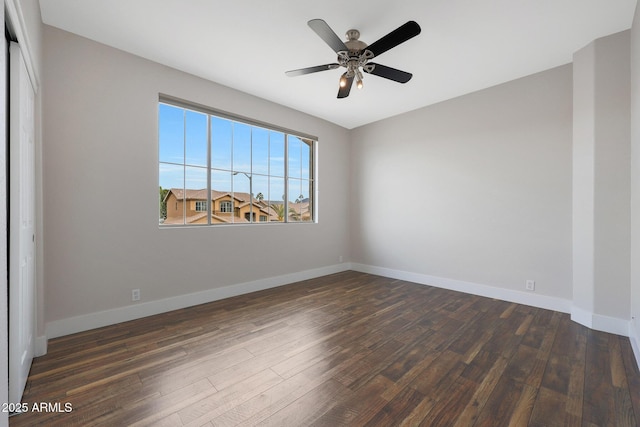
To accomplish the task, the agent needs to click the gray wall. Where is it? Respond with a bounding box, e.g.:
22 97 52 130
42 26 351 331
631 6 640 348
573 31 630 325
350 65 573 301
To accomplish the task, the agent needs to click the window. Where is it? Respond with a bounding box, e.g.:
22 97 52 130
219 201 233 213
159 100 315 226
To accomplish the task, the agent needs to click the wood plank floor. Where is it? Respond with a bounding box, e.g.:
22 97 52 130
10 271 640 426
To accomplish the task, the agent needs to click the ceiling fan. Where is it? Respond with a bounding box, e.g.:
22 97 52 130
285 19 421 98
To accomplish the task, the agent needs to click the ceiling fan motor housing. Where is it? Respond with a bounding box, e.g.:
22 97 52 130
338 29 374 78
345 29 367 52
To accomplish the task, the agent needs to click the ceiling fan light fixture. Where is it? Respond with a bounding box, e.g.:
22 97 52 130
356 70 364 89
339 73 348 88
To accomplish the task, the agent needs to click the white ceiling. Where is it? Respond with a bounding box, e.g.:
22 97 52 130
39 0 637 129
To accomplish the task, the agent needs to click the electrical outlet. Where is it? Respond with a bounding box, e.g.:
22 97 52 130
132 289 141 301
339 255 343 263
525 280 535 291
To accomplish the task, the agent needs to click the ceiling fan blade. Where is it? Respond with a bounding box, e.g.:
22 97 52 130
308 19 348 54
365 21 421 58
337 76 354 98
285 64 340 77
364 63 413 83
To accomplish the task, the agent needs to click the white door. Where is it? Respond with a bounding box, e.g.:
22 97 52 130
8 41 36 405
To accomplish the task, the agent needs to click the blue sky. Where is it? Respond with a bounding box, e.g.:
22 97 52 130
159 103 311 203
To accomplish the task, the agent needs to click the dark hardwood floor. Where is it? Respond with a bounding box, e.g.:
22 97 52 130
10 271 640 426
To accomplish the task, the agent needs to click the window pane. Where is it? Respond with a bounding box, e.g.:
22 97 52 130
288 178 301 221
252 175 269 223
252 175 268 201
159 104 184 164
211 169 232 196
303 179 313 222
211 116 231 170
269 177 285 222
185 166 208 225
289 178 307 203
159 162 183 191
288 178 312 222
233 172 252 222
159 163 184 225
163 190 185 225
270 131 285 178
232 172 251 195
185 166 207 191
211 170 233 224
233 122 251 174
185 110 207 167
252 127 269 175
288 135 302 178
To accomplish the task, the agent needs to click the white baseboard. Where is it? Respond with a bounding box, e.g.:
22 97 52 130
630 321 640 371
350 263 572 314
570 305 593 328
352 263 635 340
45 263 352 340
571 306 633 337
35 335 47 357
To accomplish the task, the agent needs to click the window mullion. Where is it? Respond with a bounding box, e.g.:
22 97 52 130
249 127 252 223
231 122 235 224
207 114 212 225
268 131 271 221
182 109 187 225
284 134 289 223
